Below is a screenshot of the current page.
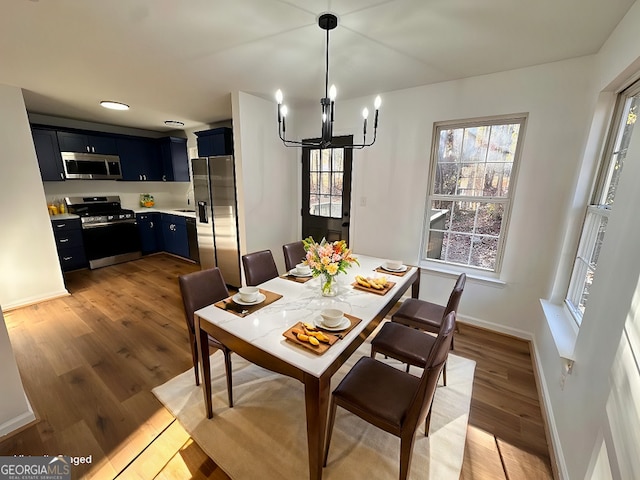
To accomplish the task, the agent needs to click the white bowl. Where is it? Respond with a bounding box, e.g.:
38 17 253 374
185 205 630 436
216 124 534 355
295 263 311 275
238 286 259 302
384 259 403 270
320 308 343 328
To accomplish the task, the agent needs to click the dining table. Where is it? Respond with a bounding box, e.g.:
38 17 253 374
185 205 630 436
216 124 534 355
194 254 420 480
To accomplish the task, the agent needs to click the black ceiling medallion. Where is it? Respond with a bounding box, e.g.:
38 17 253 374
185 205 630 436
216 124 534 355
275 13 381 149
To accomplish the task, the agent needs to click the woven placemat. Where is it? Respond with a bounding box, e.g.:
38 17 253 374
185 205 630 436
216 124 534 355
374 266 412 277
214 289 283 318
280 273 314 284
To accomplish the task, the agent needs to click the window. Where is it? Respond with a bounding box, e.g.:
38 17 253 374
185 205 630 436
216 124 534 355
421 115 526 272
309 148 344 219
566 82 640 325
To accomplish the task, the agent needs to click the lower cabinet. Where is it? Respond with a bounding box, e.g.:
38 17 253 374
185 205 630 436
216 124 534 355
137 213 163 254
160 214 190 259
51 218 87 271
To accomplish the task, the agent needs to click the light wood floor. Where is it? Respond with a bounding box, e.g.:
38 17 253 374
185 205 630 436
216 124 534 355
1 254 554 479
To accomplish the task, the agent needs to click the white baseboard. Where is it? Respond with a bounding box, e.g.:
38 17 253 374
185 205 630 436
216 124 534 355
2 289 69 311
0 405 36 438
457 313 533 341
530 340 569 480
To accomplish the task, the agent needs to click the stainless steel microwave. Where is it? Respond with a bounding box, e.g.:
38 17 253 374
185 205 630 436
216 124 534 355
61 152 123 180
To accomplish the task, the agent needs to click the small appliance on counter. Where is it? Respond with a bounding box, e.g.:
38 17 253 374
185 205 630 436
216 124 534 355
140 193 155 207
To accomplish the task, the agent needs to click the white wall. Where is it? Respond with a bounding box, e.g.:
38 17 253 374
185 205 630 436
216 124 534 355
297 56 597 337
231 91 299 275
0 85 67 310
533 2 640 479
0 307 35 437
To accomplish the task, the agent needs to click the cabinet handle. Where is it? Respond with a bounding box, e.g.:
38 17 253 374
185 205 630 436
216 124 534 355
56 223 66 228
60 172 64 179
162 175 166 181
60 238 69 243
91 146 96 153
170 224 176 231
150 221 154 228
143 175 147 181
63 256 73 261
86 146 90 152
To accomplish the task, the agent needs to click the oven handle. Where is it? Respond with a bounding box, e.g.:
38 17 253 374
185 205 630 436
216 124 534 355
82 220 137 229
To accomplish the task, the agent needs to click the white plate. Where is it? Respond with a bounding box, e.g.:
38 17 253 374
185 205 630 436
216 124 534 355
232 292 266 305
289 269 313 277
381 264 407 273
314 316 351 331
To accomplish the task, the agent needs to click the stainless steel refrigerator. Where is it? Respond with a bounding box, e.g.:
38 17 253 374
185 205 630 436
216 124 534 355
192 156 242 287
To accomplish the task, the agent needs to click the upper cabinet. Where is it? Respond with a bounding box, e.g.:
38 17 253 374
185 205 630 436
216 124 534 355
117 136 162 181
31 128 65 182
31 124 190 183
160 137 189 182
57 131 118 155
195 127 233 157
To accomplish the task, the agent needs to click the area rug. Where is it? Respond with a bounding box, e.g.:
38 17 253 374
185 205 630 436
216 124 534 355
153 340 475 480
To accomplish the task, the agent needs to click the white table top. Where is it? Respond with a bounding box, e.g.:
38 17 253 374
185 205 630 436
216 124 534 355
195 255 415 378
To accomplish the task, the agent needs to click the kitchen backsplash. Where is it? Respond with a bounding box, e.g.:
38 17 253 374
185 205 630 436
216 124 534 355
43 180 192 210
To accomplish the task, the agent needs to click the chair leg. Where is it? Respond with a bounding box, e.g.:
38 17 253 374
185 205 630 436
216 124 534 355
190 338 200 386
223 349 233 408
424 408 432 437
442 361 447 387
370 346 377 359
405 363 410 373
399 431 417 480
323 398 338 467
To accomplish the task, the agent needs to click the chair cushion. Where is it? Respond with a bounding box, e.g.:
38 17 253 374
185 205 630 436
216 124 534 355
371 322 436 368
333 357 420 431
392 298 445 332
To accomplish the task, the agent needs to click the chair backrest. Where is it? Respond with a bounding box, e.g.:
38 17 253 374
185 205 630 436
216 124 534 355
242 250 279 286
405 311 456 430
444 273 466 317
282 241 307 272
179 267 229 334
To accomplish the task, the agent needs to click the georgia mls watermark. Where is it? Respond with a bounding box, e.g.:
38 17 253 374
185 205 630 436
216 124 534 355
0 455 92 480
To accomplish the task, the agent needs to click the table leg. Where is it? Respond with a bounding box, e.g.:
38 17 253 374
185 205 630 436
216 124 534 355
304 374 331 480
411 268 420 298
195 314 213 419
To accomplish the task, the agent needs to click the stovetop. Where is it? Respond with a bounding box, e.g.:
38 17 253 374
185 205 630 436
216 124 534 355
65 195 136 225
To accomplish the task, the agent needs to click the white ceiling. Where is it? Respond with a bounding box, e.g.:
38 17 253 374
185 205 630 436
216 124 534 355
1 0 635 132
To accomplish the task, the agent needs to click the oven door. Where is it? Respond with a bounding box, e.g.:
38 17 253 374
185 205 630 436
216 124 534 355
82 221 142 269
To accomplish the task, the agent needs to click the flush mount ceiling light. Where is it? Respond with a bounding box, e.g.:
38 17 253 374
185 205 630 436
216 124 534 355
275 13 381 150
100 100 129 111
164 120 185 127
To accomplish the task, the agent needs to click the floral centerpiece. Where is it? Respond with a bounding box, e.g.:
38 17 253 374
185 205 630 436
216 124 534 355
302 236 358 296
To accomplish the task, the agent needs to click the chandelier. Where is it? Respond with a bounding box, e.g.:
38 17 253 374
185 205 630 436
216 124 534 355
275 13 381 149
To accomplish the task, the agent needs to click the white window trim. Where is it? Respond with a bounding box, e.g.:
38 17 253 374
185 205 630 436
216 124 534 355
420 113 527 275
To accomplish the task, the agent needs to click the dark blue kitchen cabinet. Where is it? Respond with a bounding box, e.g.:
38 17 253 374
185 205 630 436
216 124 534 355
160 214 189 259
195 127 233 157
117 136 162 181
51 218 87 271
159 137 189 182
137 213 163 254
32 128 65 181
57 131 118 155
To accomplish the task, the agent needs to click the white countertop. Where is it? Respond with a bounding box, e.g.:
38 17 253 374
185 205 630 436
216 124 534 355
195 255 415 378
134 207 196 218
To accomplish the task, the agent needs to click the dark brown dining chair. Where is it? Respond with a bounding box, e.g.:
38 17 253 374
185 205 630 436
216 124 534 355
282 241 307 272
371 317 447 384
179 267 234 407
392 273 466 350
324 312 456 480
241 249 279 286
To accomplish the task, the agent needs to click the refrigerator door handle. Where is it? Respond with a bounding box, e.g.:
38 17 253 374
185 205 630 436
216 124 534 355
198 201 208 223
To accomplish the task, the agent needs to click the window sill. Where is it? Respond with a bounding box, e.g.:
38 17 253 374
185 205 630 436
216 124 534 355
539 299 578 362
418 261 506 287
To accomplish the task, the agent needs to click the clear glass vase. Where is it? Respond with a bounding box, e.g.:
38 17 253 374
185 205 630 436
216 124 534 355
320 272 338 297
